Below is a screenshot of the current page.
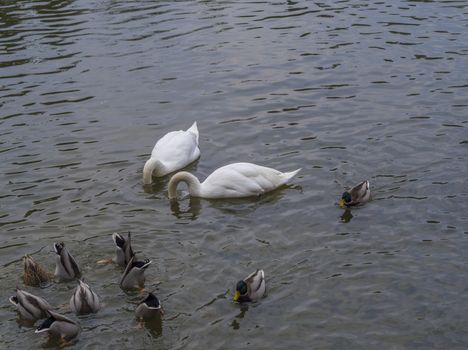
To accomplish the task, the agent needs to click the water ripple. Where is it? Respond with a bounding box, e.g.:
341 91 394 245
0 0 467 349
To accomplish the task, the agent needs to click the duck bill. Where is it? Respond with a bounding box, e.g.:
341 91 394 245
233 291 240 302
338 199 346 208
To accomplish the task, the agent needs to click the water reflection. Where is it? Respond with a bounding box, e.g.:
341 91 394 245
169 186 298 219
141 316 163 338
340 208 353 223
170 197 201 220
142 178 169 195
230 303 249 331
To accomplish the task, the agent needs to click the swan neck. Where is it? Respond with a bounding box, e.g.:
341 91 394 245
143 158 165 184
168 172 201 199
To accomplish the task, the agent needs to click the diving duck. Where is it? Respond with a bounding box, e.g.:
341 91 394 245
119 256 152 291
22 255 52 287
112 232 135 267
9 288 53 321
135 292 164 320
35 310 81 342
70 280 101 315
143 121 200 185
233 269 266 303
339 180 371 208
168 162 301 199
53 242 81 282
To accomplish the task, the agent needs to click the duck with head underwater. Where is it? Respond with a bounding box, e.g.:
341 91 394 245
120 256 152 291
339 180 371 208
22 255 52 287
53 242 81 282
112 232 135 267
135 292 164 320
70 279 101 315
35 310 81 343
9 288 53 322
233 269 266 303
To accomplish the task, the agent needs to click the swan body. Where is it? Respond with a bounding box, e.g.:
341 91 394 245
168 162 301 199
35 310 81 341
53 242 81 282
70 280 101 315
339 180 371 208
9 288 53 321
143 122 200 184
233 269 266 302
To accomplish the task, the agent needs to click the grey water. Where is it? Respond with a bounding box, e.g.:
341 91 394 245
1 0 467 349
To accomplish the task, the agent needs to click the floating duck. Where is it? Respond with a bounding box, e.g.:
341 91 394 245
135 292 164 320
70 280 101 315
233 269 266 302
168 162 300 199
35 310 81 342
53 242 81 282
9 288 53 321
143 122 200 184
339 180 371 208
22 255 52 287
119 256 152 291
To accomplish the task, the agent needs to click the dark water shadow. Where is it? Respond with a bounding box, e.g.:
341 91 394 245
141 315 163 337
40 334 80 349
230 303 249 330
340 208 353 223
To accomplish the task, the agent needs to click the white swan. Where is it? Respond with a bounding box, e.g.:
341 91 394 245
168 162 301 199
143 122 200 184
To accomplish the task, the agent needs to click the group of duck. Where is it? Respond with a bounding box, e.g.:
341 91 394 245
9 121 371 344
10 234 162 344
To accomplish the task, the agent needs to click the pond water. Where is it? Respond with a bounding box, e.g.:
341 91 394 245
1 0 467 349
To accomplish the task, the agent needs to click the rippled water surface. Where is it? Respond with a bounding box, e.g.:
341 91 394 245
1 0 467 349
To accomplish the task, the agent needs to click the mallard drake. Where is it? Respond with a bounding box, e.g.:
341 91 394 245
70 280 101 315
143 121 200 184
339 180 371 208
53 242 81 282
119 256 152 291
135 292 164 320
168 162 301 199
22 255 52 287
35 310 80 341
233 269 266 302
112 232 135 267
9 288 53 321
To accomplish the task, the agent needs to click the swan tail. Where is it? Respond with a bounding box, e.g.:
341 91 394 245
283 168 301 182
187 121 199 143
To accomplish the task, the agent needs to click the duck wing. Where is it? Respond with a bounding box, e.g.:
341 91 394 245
350 180 370 202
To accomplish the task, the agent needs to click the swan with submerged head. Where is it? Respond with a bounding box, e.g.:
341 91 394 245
168 162 301 199
143 121 200 185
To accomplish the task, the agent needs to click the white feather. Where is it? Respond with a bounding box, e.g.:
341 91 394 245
168 162 300 199
143 122 200 184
